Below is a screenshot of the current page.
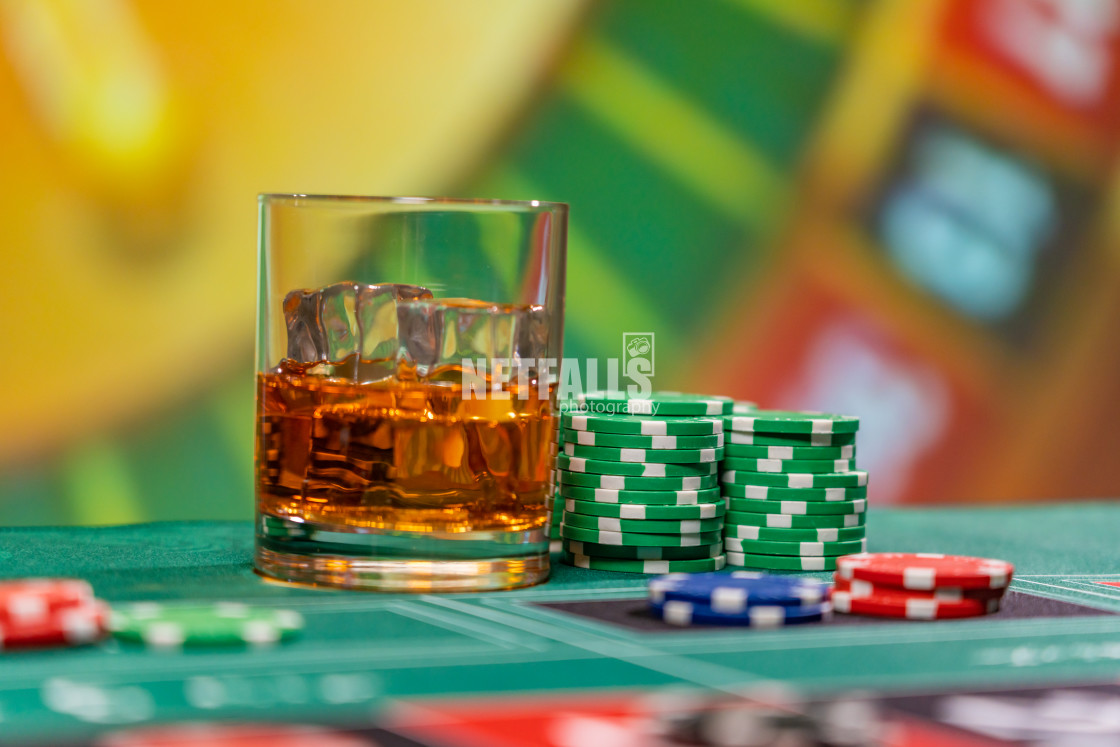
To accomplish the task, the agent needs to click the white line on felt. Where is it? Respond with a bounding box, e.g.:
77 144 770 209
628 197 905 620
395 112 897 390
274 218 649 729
422 596 766 693
1011 578 1120 602
390 600 548 649
1016 577 1120 582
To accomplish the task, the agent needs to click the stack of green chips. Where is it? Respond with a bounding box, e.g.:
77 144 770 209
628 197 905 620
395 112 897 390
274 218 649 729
719 407 868 572
556 392 734 574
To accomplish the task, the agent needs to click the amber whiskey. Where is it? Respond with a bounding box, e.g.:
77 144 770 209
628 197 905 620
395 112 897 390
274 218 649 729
256 359 555 536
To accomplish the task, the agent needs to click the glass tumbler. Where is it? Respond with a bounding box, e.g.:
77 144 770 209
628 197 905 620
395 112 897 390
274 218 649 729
255 195 567 592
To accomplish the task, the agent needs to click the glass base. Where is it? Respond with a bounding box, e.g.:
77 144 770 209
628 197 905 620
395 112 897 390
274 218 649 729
254 514 551 592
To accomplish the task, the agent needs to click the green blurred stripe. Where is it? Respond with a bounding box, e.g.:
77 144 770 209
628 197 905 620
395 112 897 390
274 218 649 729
600 0 845 165
475 211 525 299
211 373 256 508
61 440 142 526
0 465 69 526
124 400 252 522
504 96 745 330
357 211 494 299
562 36 784 229
723 0 859 44
477 168 679 362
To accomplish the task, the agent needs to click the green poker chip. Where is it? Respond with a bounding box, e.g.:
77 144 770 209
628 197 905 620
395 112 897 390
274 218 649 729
562 496 725 520
558 470 719 491
721 456 855 474
558 484 723 506
561 412 722 435
721 483 867 502
561 509 725 534
724 497 867 516
562 551 727 574
724 536 867 557
563 442 724 464
724 524 866 542
725 551 840 571
562 428 724 450
723 409 859 434
721 469 868 488
559 523 722 547
561 539 723 561
724 510 867 529
723 443 855 460
727 430 857 447
578 391 734 416
558 454 717 478
110 603 304 648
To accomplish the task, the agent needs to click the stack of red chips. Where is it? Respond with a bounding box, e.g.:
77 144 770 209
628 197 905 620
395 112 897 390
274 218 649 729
0 579 109 649
831 552 1014 620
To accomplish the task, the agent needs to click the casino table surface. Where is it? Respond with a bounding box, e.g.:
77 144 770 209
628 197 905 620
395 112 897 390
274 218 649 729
3 501 1120 745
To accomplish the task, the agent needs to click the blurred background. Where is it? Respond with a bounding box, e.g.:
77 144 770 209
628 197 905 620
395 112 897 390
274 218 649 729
2 0 1120 525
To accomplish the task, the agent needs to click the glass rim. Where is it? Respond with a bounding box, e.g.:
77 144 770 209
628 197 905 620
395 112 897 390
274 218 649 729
258 193 568 211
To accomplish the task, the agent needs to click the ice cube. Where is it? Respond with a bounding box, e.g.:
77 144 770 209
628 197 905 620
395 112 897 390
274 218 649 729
396 298 550 381
283 282 432 380
514 304 549 364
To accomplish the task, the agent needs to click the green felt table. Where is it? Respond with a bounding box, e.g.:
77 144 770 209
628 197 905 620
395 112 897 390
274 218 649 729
2 502 1120 744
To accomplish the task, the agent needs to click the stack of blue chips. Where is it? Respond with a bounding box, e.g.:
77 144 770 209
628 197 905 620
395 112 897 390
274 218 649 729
647 571 832 627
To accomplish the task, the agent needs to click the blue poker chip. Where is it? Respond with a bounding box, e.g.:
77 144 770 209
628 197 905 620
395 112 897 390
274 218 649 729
650 598 832 627
647 571 830 613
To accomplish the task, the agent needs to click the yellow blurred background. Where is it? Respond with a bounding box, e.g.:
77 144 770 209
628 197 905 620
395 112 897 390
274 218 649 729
3 0 1120 524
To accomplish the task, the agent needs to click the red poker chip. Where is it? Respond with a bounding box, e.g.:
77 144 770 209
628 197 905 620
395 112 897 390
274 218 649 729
0 579 94 627
0 599 108 649
835 552 1014 590
832 588 1000 619
97 723 375 747
832 577 1007 601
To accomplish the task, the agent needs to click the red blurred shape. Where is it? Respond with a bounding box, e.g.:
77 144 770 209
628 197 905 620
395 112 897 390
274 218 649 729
938 0 1120 163
703 276 992 505
888 715 1013 745
383 692 659 747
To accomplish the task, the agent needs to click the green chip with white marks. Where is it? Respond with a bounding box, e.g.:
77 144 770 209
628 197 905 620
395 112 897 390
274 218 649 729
725 551 840 571
561 539 723 561
722 443 855 460
561 508 725 534
727 430 857 447
562 496 725 519
724 496 867 516
558 470 719 491
724 523 866 542
724 536 867 557
561 428 724 450
721 482 867 502
724 509 867 529
723 409 859 434
110 603 304 648
578 391 734 416
564 442 724 464
721 456 855 474
561 411 722 435
562 551 727 574
558 484 723 506
559 523 723 547
558 454 718 478
721 469 868 488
